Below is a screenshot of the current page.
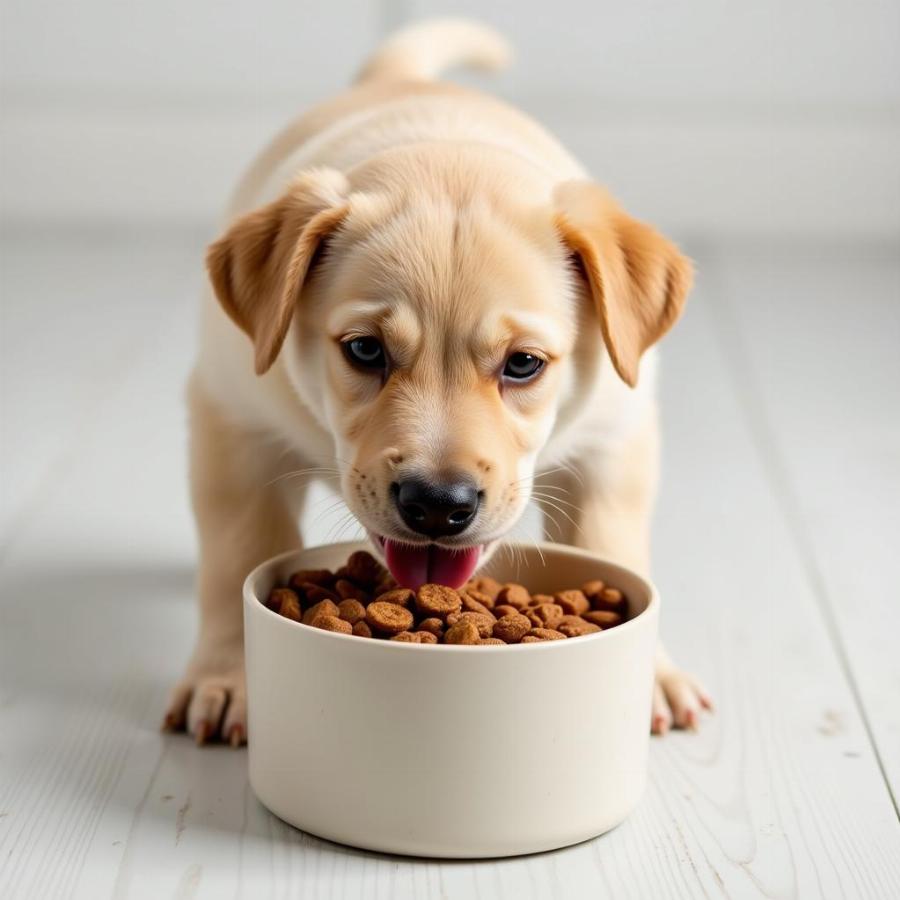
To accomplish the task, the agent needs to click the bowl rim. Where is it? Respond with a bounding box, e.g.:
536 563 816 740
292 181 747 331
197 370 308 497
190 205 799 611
244 540 659 654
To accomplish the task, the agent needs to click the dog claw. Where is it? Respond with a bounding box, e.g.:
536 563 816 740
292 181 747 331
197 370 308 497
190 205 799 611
161 713 179 733
228 724 245 747
195 721 212 746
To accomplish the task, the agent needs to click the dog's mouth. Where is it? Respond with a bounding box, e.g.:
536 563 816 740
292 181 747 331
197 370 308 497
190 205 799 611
371 534 488 590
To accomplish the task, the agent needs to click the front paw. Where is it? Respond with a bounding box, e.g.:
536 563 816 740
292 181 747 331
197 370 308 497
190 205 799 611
651 666 713 735
163 643 247 746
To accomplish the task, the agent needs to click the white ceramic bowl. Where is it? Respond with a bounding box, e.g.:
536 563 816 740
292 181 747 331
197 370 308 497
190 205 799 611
244 541 659 858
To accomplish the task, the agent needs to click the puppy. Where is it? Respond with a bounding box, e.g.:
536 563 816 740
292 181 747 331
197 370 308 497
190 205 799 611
166 18 712 746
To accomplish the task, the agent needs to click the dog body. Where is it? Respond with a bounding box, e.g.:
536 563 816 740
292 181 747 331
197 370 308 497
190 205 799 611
169 20 710 745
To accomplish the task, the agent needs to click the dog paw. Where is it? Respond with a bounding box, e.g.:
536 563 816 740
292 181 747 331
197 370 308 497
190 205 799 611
162 646 247 747
651 667 713 735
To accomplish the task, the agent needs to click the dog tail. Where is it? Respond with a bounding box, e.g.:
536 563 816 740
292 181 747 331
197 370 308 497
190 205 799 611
356 18 512 84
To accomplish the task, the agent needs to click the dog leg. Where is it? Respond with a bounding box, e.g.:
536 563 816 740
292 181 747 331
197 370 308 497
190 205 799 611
163 376 306 746
540 411 712 733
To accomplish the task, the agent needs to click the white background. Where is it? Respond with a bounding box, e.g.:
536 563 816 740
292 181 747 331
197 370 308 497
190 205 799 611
2 0 899 239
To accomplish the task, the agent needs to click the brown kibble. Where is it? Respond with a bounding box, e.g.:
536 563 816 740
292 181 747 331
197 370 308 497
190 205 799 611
267 587 298 613
415 630 439 644
558 619 601 638
288 569 334 589
583 610 623 628
366 600 414 635
555 589 589 616
529 603 564 629
337 598 367 625
526 628 566 641
461 590 495 616
592 587 627 614
270 550 630 644
311 614 352 634
275 589 302 621
417 617 444 637
493 604 518 619
497 583 531 609
374 575 399 595
303 584 341 605
302 598 340 625
346 550 383 585
492 613 532 644
375 588 415 608
335 579 368 601
466 576 502 600
390 631 421 643
444 619 481 644
416 584 462 618
459 611 496 638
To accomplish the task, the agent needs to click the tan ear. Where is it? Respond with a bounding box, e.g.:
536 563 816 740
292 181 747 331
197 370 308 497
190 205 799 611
554 181 693 387
206 170 350 374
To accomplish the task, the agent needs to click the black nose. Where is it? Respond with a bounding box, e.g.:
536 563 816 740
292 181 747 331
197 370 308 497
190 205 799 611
393 476 480 538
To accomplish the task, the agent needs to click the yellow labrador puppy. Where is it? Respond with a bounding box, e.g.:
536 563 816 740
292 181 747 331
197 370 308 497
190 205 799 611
167 19 711 745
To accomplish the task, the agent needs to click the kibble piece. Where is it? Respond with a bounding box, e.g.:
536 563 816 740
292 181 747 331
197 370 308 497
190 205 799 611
337 598 367 625
493 604 518 619
390 631 421 643
479 638 506 645
311 614 352 634
346 550 383 585
268 587 299 613
581 579 605 598
418 618 444 637
496 583 531 609
375 588 415 608
303 584 341 605
466 576 502 600
276 590 302 621
415 631 439 644
288 569 334 589
352 621 373 638
526 628 566 641
461 590 495 616
444 619 481 645
592 587 627 614
302 598 340 625
335 579 368 602
459 611 496 638
375 575 399 595
557 619 601 638
583 610 623 628
554 589 589 616
416 584 462 618
529 593 555 607
528 603 564 629
366 601 414 635
492 613 532 644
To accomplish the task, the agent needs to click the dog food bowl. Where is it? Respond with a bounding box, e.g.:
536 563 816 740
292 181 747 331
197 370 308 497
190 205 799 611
243 540 659 858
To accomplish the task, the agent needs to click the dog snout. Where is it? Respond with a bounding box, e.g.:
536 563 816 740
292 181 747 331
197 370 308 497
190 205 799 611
392 475 481 538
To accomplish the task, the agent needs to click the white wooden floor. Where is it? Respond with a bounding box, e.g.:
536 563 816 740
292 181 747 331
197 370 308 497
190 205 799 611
1 227 899 899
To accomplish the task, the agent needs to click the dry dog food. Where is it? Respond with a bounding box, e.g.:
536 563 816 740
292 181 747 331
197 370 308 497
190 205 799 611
265 550 629 645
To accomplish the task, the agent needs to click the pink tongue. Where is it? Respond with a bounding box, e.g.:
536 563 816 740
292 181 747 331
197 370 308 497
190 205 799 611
383 540 482 591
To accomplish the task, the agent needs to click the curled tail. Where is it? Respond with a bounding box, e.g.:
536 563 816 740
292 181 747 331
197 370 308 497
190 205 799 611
356 18 512 84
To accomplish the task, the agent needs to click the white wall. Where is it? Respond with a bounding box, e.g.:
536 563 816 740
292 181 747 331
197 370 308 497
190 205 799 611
2 0 899 239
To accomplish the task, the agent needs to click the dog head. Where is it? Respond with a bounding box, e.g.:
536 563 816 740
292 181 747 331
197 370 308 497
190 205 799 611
206 149 691 588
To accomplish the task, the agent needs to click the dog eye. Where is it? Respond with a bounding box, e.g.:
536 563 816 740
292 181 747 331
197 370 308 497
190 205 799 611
343 337 386 370
503 352 545 381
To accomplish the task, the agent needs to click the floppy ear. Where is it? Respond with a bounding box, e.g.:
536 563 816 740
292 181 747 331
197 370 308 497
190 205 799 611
206 169 350 375
554 181 693 388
